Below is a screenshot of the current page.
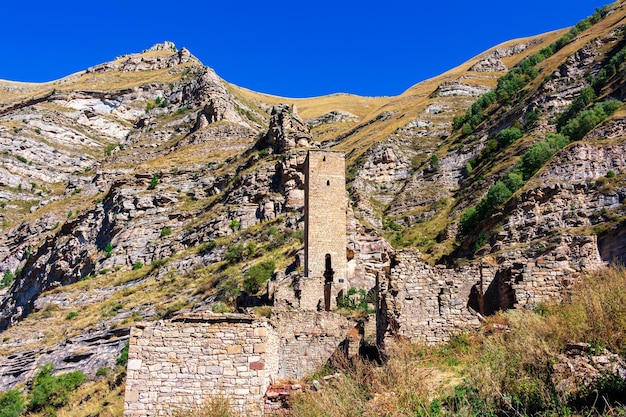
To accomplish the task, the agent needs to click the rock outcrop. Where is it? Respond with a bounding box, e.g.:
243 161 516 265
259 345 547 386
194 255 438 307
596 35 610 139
264 105 313 153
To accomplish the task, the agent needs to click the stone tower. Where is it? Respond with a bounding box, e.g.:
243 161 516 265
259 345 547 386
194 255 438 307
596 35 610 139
304 150 347 309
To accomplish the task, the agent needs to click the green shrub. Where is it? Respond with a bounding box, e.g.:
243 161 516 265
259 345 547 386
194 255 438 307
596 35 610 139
479 181 512 215
460 207 479 235
116 341 129 367
229 219 240 231
104 143 116 156
65 311 78 320
0 389 24 417
243 260 275 294
1 269 14 288
502 171 524 193
226 244 245 263
337 287 375 314
430 154 440 170
560 100 622 141
104 242 113 258
606 170 616 178
160 227 172 237
28 364 85 412
518 133 569 180
132 262 144 270
16 155 27 163
211 302 229 313
148 173 159 189
497 127 522 147
199 240 218 254
96 367 109 377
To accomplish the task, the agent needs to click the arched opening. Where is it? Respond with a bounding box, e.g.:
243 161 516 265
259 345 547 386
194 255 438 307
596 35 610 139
326 180 330 186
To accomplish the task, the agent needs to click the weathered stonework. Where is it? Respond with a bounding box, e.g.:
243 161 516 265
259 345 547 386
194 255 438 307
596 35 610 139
124 311 351 416
124 314 277 417
377 239 604 346
304 150 348 310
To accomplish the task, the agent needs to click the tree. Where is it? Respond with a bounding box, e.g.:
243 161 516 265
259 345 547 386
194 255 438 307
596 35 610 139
497 127 522 147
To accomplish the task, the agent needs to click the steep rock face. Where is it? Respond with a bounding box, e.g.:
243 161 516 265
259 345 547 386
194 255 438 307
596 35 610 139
531 39 605 119
305 110 360 128
0 327 129 392
469 57 507 72
264 104 313 153
433 81 491 97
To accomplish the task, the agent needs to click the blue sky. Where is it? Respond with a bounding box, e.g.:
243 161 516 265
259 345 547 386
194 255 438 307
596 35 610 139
0 1 610 97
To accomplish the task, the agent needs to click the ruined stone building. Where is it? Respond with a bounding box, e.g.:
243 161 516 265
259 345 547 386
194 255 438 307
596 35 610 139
124 148 603 416
124 150 354 416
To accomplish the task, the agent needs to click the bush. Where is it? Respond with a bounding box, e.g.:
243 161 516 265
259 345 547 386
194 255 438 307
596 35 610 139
226 244 245 263
104 143 116 156
497 127 522 147
148 173 159 189
478 181 512 215
28 364 86 412
606 170 616 178
228 219 240 231
518 133 569 180
560 100 621 141
430 154 440 170
460 207 479 235
0 389 24 417
116 341 129 367
104 242 113 258
243 260 275 294
502 171 524 193
132 262 144 270
1 269 14 288
160 227 172 237
337 287 375 314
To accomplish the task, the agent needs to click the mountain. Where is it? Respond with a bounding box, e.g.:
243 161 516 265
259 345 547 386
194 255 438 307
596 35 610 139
1 1 626 414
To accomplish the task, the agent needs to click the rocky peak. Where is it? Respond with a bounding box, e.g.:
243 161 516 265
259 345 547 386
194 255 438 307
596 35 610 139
264 104 313 153
145 41 177 52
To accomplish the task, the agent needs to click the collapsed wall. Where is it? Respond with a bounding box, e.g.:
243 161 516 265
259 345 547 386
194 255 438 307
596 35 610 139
377 237 604 346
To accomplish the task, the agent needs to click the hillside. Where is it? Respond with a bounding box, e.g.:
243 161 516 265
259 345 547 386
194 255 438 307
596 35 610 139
1 1 626 415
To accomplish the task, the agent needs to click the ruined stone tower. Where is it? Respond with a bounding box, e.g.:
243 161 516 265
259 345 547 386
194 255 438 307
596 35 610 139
304 150 347 309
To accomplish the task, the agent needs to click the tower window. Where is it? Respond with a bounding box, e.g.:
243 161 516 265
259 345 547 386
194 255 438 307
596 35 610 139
326 180 330 186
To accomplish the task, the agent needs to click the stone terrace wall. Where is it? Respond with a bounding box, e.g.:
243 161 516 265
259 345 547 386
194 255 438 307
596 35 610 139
124 314 277 417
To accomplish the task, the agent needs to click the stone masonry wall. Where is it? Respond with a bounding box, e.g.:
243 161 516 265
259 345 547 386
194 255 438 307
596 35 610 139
305 150 348 290
378 241 603 346
272 310 352 380
124 314 276 417
124 311 351 416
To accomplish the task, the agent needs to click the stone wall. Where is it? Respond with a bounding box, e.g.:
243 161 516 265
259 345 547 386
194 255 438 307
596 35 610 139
377 242 603 346
124 311 351 416
272 310 352 379
124 314 276 417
